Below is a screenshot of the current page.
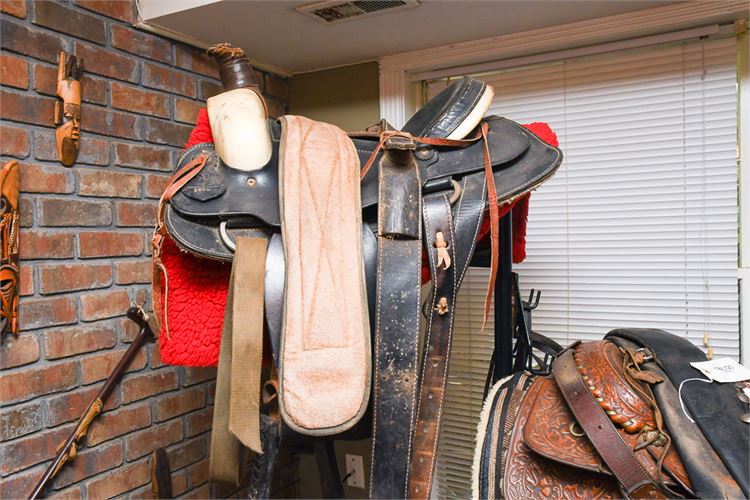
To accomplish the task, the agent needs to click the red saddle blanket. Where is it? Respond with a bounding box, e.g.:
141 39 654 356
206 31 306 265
155 109 559 366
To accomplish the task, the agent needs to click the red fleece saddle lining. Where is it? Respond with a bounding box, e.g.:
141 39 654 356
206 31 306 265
157 111 558 367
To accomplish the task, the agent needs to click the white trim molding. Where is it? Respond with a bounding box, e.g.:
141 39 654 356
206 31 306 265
378 0 748 126
738 20 750 365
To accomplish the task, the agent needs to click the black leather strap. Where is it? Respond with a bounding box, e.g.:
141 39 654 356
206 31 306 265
370 137 423 499
408 173 488 498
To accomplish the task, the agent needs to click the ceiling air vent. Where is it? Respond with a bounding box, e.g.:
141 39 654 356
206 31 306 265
297 0 420 24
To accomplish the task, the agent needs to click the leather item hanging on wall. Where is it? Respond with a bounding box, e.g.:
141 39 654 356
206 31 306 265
54 51 83 167
0 160 20 338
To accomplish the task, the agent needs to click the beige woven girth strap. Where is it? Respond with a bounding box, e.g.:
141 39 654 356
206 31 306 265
209 237 267 485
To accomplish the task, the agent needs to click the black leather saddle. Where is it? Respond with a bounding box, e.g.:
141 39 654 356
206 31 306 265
163 77 562 262
155 76 563 499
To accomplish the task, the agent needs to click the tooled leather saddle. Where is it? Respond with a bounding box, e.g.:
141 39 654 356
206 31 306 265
152 51 562 498
473 329 749 499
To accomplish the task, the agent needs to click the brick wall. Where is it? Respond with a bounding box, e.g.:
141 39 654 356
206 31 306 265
0 1 288 498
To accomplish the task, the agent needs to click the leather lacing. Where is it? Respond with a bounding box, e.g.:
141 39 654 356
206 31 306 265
152 153 211 335
358 122 500 328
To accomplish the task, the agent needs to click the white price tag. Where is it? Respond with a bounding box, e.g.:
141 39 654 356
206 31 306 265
689 358 750 383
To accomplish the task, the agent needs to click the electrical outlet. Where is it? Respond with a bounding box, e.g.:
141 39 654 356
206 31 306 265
345 454 365 489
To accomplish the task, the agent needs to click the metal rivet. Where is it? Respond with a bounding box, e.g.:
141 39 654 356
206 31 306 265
427 392 434 400
246 178 256 188
431 360 438 368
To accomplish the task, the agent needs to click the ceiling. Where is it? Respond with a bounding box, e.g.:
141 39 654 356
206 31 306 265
139 0 683 75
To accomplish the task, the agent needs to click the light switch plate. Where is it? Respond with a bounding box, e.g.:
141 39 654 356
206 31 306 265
345 454 365 489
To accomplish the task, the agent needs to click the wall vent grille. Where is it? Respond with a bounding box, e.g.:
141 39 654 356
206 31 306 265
297 0 419 24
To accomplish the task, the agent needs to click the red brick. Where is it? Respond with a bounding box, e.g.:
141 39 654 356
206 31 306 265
80 289 131 321
0 402 43 441
38 198 112 227
198 79 221 100
82 105 141 140
19 296 77 330
149 342 164 369
111 82 170 118
47 486 82 500
81 347 147 385
39 263 112 294
175 46 216 78
74 41 138 83
116 201 157 227
79 231 144 258
116 315 144 343
19 264 33 296
34 1 106 45
114 143 172 171
78 169 142 198
0 466 42 498
0 423 73 475
188 458 210 488
46 385 119 427
75 0 136 23
0 18 66 63
144 117 192 147
87 403 151 446
45 322 118 359
111 24 171 64
0 360 77 405
185 407 213 437
121 369 179 403
1 52 28 89
53 440 123 489
33 64 107 105
0 334 40 369
0 124 29 157
181 483 211 499
19 231 75 260
0 89 55 126
174 98 203 124
170 470 189 497
0 0 26 18
86 458 150 498
19 163 72 194
183 366 216 386
266 98 285 119
144 173 170 198
143 62 195 97
167 436 206 470
115 259 152 285
125 419 183 461
19 197 32 227
154 386 206 422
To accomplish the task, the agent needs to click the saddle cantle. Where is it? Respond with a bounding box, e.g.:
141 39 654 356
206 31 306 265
474 330 749 500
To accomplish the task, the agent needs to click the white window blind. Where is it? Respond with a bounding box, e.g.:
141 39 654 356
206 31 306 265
428 35 739 499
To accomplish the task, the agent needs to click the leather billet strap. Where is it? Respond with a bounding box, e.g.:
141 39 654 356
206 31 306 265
209 237 267 485
408 193 457 499
369 135 423 499
408 173 488 499
552 348 665 499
